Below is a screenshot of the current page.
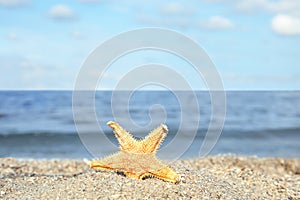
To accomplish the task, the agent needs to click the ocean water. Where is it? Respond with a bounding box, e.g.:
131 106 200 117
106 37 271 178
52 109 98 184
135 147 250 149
0 91 299 158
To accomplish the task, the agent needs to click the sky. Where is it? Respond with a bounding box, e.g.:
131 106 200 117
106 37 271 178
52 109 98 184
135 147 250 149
0 0 300 90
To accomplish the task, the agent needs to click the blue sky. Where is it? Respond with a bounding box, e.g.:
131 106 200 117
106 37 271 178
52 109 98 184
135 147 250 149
1 0 300 90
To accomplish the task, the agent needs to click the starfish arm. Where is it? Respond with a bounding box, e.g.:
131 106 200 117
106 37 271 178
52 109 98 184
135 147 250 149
107 121 137 152
141 124 168 153
90 121 179 183
126 172 140 179
90 152 123 171
150 166 179 183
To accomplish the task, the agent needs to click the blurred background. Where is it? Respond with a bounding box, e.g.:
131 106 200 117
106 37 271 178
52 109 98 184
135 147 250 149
0 0 300 159
1 0 300 90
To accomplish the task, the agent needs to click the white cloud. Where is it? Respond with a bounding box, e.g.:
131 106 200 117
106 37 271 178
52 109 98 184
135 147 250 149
207 0 300 16
207 0 300 35
201 16 234 30
271 14 300 36
268 1 300 16
136 2 195 29
235 0 269 13
7 32 18 41
48 4 77 21
0 0 29 7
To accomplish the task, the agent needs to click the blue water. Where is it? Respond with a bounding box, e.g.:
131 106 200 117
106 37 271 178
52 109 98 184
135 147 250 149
0 91 299 158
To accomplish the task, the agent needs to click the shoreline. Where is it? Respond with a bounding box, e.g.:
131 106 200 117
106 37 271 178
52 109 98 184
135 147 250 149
1 156 299 199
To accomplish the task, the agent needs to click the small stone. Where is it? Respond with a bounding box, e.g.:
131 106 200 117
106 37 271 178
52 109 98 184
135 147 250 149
0 191 5 196
110 194 121 198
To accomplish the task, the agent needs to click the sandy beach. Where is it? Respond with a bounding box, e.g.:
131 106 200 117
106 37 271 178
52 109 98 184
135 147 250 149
0 156 299 199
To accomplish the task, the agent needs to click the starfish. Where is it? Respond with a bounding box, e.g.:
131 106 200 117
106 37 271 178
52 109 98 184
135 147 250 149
90 121 179 183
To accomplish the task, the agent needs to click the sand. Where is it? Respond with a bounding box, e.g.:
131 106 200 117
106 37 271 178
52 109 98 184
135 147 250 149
0 156 299 199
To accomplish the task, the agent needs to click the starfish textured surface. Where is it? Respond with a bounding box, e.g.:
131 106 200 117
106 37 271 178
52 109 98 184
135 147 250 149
90 121 179 183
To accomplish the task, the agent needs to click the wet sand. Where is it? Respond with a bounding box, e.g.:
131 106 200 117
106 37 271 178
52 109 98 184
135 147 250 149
1 156 299 199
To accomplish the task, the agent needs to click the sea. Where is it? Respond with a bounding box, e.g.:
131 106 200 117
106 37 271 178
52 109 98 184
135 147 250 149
0 91 299 159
